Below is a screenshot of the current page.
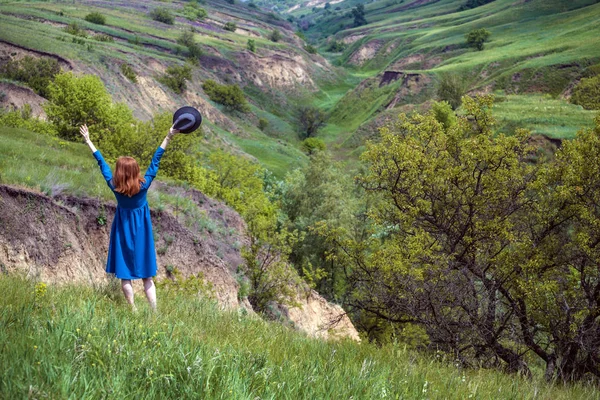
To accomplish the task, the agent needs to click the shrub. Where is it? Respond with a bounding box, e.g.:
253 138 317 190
258 117 268 131
465 28 491 51
297 106 326 138
223 22 237 32
437 73 468 110
0 108 57 136
269 29 282 42
84 11 106 25
158 65 192 94
182 3 207 20
327 40 346 52
93 33 113 42
43 72 135 150
120 63 137 83
458 0 495 11
304 44 317 54
0 56 61 98
149 7 174 25
202 79 250 112
247 39 256 52
301 137 326 155
177 31 202 62
63 22 87 37
571 75 600 110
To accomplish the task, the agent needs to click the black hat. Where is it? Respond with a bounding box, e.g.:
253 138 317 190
172 106 202 134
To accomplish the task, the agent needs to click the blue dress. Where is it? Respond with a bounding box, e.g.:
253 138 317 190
93 147 165 280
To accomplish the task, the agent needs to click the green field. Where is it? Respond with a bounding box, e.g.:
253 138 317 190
2 275 598 399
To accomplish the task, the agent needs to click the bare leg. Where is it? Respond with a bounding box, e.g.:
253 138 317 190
143 277 157 311
121 279 135 309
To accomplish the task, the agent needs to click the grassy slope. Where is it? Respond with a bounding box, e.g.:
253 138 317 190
2 275 599 399
305 0 600 148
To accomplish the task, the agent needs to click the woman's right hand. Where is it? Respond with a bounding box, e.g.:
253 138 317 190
79 124 90 142
169 125 180 137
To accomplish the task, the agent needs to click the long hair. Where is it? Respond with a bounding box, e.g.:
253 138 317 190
113 157 146 197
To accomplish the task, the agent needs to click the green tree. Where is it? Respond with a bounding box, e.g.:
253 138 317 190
158 65 192 94
258 117 268 131
437 73 468 110
223 22 237 32
182 2 207 20
269 29 282 42
352 4 367 27
297 106 326 138
247 39 256 52
300 137 326 155
202 80 250 112
465 28 491 51
281 151 360 299
43 72 135 155
149 7 174 25
570 75 600 110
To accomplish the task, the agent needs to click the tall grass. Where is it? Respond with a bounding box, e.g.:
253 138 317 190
1 275 598 399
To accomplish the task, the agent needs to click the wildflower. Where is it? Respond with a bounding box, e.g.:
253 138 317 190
33 346 38 350
148 370 154 376
36 361 41 365
76 328 80 333
92 363 96 367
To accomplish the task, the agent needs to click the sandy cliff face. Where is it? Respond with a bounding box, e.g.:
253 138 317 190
0 184 359 341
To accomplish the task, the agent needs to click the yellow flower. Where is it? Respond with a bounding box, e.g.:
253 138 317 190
149 370 154 376
33 345 38 350
76 328 80 333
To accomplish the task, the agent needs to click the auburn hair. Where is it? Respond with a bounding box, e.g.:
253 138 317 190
113 157 146 197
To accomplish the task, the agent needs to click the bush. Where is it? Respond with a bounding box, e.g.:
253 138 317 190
93 33 113 42
43 72 135 152
247 39 256 53
182 3 207 20
149 7 174 25
258 117 268 131
0 108 57 136
84 11 106 25
177 31 202 62
437 73 468 110
120 63 137 83
458 0 495 11
202 80 250 112
269 29 282 42
0 56 61 98
465 28 491 51
63 22 87 37
304 44 317 54
327 40 346 52
223 22 237 32
301 138 326 155
158 65 192 94
571 75 600 110
297 106 326 138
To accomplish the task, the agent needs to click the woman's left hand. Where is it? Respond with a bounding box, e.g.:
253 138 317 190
80 124 91 142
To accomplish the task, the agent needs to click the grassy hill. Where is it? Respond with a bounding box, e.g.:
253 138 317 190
2 275 599 399
282 0 600 151
0 0 338 176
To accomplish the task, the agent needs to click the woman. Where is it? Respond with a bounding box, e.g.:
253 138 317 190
80 124 179 310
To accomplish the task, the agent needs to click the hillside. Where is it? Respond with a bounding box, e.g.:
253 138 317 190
280 0 600 150
2 275 598 398
0 126 358 340
0 0 342 176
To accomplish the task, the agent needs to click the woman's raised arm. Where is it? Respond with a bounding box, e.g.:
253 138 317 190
160 125 179 150
80 124 98 153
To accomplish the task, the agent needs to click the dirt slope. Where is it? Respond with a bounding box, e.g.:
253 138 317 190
0 184 359 341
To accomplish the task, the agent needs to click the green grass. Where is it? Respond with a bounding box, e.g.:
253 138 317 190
492 94 598 139
2 275 599 399
0 127 114 199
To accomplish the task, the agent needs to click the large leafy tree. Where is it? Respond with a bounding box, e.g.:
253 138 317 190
318 96 600 381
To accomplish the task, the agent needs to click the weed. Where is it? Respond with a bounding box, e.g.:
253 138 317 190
96 205 107 226
120 63 137 83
